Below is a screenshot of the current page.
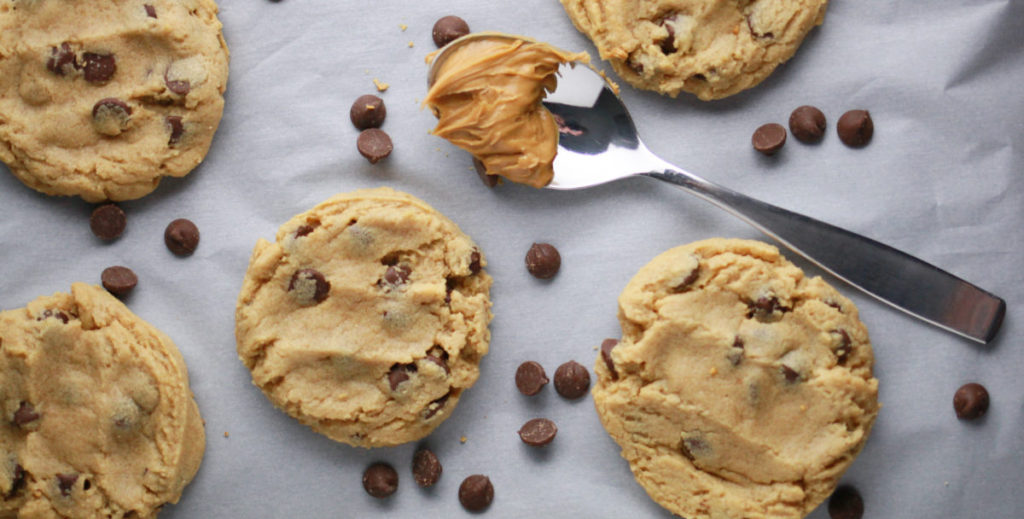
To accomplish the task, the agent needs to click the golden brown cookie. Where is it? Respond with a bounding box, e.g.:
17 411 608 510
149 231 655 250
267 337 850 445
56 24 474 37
559 0 828 100
235 187 493 448
0 0 229 201
0 283 205 518
593 238 878 518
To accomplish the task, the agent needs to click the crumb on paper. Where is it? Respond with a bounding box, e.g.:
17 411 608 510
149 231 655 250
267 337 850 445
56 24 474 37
408 41 415 48
460 436 467 444
399 23 408 31
373 78 389 92
223 431 229 438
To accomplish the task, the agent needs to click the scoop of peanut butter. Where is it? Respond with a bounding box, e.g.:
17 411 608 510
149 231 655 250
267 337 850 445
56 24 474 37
424 35 588 188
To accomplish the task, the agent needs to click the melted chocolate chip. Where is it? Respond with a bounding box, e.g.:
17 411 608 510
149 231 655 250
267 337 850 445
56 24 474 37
82 53 116 84
600 339 619 380
432 16 470 48
165 76 190 96
953 382 989 420
13 402 40 426
458 475 493 512
164 218 200 256
469 251 482 275
56 473 78 496
831 329 851 365
165 116 185 145
294 224 315 238
362 462 398 499
659 15 678 54
553 361 590 400
672 267 699 292
90 203 126 241
381 265 411 287
525 243 560 279
8 464 25 497
728 336 745 366
91 98 132 136
388 363 415 391
780 365 801 383
144 4 157 18
423 392 450 419
37 309 69 324
288 268 330 305
747 296 788 322
350 94 386 130
47 43 78 76
515 361 549 396
518 418 558 446
412 448 442 487
425 351 450 375
680 436 710 461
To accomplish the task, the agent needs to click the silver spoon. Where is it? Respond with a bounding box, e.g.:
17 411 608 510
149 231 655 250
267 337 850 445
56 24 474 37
428 34 1005 344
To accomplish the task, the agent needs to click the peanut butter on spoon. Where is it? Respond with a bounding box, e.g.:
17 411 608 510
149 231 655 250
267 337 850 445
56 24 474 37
424 34 588 188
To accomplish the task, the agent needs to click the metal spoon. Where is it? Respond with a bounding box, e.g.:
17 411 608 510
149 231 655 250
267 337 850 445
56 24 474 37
428 34 1005 344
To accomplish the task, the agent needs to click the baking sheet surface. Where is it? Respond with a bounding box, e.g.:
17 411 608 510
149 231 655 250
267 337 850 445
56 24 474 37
1 1 1022 517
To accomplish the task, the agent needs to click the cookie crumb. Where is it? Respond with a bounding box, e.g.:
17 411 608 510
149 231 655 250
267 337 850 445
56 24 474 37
223 431 229 438
399 23 408 31
408 41 415 48
373 79 390 92
460 436 467 443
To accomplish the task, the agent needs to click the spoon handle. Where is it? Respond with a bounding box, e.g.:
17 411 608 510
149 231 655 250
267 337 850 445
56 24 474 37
646 169 1005 344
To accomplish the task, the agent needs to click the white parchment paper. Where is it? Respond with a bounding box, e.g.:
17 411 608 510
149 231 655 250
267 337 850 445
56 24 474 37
1 1 1022 517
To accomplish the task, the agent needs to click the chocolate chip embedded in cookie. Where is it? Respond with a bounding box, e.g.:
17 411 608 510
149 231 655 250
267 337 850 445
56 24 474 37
592 238 878 519
559 0 829 100
235 187 493 447
0 0 230 201
0 283 205 518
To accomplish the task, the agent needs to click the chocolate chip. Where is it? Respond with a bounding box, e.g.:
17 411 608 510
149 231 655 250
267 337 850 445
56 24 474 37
672 267 699 292
144 4 157 18
525 243 560 279
472 157 499 188
425 348 450 375
101 266 138 296
600 339 619 380
13 402 40 426
780 365 800 383
518 418 558 446
357 128 393 164
469 251 482 275
752 123 787 155
837 110 873 147
432 16 470 48
381 265 411 287
679 436 710 461
953 382 989 420
294 225 315 238
90 203 126 241
47 43 78 75
91 98 132 136
164 218 199 256
37 309 69 324
831 329 851 365
8 464 25 497
728 336 745 366
458 474 493 512
350 94 386 130
362 462 398 499
659 15 678 54
288 268 330 305
828 485 865 519
412 448 442 488
553 361 590 399
388 363 414 391
82 52 116 84
789 105 826 143
747 296 788 322
515 361 549 396
423 392 450 419
56 473 78 496
165 116 185 145
165 77 190 96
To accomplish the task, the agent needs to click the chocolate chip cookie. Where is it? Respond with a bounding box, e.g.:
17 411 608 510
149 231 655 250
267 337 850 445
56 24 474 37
235 187 493 448
0 0 229 201
559 0 828 100
0 283 205 518
593 238 878 518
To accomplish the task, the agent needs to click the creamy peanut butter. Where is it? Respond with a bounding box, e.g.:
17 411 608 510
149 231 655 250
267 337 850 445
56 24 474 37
424 35 588 188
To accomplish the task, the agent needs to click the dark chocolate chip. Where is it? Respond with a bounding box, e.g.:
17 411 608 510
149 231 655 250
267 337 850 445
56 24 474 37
350 94 386 130
423 392 450 419
828 484 865 519
164 218 200 256
444 277 456 305
381 265 411 287
659 15 678 54
472 157 498 188
458 474 493 512
432 16 470 48
518 418 557 447
469 251 482 275
388 363 415 391
728 336 745 366
362 462 398 499
357 128 393 164
837 110 873 147
412 448 443 487
144 4 157 18
752 123 787 156
90 203 126 241
47 43 78 75
165 76 190 96
789 105 826 143
672 267 699 292
288 268 330 305
747 296 788 322
553 361 590 400
8 464 26 497
13 402 40 426
600 339 619 380
37 309 69 324
56 473 78 496
525 243 560 279
953 382 989 420
294 225 315 238
91 98 132 136
101 266 138 296
831 329 851 365
165 116 185 145
82 53 116 84
425 348 450 375
515 361 549 396
780 365 800 383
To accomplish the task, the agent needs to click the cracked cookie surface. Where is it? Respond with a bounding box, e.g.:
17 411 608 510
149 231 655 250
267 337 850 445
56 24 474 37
593 238 878 518
0 0 229 201
235 187 493 448
0 283 205 518
559 0 827 100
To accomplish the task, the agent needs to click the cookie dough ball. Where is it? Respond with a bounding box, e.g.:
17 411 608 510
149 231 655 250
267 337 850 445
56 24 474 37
0 0 229 201
235 187 493 448
593 238 878 518
0 283 205 518
559 0 828 100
